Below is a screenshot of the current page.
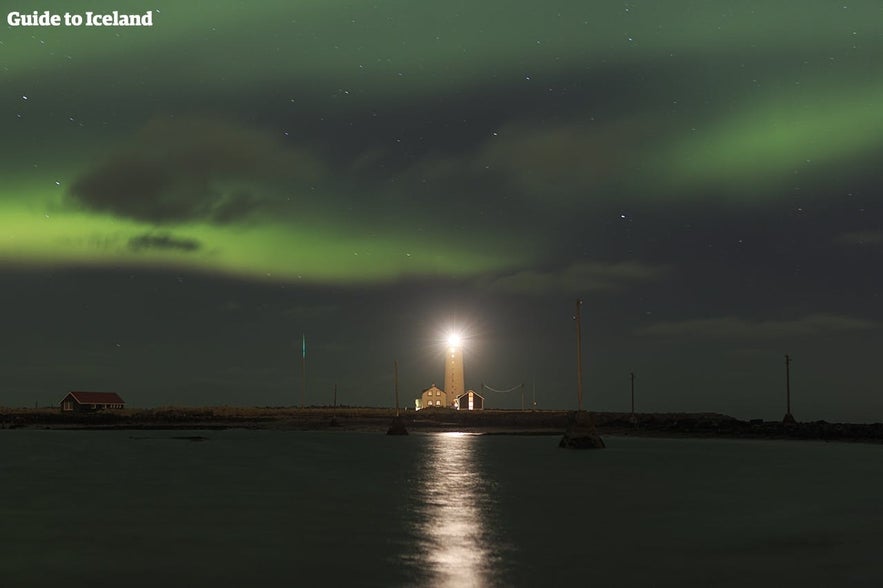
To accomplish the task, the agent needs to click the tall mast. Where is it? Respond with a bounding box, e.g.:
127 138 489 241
301 334 306 409
630 371 635 416
560 297 605 449
394 359 400 417
782 354 796 424
386 358 408 435
785 354 791 414
575 298 584 412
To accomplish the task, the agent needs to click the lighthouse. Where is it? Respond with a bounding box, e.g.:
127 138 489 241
415 328 484 410
444 332 465 406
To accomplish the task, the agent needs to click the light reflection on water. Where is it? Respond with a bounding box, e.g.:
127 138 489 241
406 432 498 587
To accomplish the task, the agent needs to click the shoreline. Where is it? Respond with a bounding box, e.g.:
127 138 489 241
2 407 882 444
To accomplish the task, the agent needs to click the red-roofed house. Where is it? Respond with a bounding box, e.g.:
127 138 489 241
60 391 126 412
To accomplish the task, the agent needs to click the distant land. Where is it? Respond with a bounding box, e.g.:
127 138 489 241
2 407 883 444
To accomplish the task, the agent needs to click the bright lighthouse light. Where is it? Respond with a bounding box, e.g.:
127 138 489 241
447 332 462 349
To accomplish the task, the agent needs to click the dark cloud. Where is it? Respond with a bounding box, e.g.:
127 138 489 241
71 157 197 224
637 314 878 340
480 261 671 295
282 303 340 320
837 230 883 246
69 117 324 224
475 119 656 204
128 233 201 252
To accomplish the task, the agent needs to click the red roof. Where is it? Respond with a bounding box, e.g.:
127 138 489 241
65 391 125 404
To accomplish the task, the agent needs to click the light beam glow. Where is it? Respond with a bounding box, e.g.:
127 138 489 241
446 332 463 350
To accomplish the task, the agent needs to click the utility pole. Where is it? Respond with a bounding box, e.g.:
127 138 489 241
301 334 306 409
329 382 340 427
559 297 605 449
783 354 795 423
575 298 584 412
387 359 408 435
785 354 791 413
394 359 400 417
630 372 635 416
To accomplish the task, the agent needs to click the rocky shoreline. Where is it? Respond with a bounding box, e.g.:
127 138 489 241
2 406 883 444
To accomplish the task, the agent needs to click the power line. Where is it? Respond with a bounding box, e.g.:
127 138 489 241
481 383 524 394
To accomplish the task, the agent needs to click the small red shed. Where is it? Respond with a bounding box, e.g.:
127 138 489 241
60 391 126 412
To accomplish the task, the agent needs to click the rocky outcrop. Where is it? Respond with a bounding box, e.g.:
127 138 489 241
559 411 605 449
386 415 408 435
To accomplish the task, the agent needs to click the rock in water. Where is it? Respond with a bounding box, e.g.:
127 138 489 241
387 415 408 436
559 410 605 449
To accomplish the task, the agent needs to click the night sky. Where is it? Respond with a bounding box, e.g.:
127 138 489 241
2 1 881 421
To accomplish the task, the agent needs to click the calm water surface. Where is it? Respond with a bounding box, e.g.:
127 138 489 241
1 430 881 587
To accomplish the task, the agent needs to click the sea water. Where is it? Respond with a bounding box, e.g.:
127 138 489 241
1 430 881 587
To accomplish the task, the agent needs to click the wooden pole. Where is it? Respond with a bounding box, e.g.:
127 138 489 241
630 371 635 416
301 334 306 409
785 354 791 415
386 358 408 435
394 359 400 417
575 298 584 412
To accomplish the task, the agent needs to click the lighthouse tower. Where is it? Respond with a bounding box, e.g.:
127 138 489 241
444 333 465 406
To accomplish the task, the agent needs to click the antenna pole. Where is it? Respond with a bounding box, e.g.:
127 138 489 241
630 371 635 416
301 334 306 409
394 359 400 417
785 354 791 414
575 298 584 412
